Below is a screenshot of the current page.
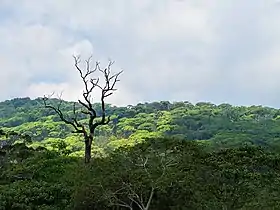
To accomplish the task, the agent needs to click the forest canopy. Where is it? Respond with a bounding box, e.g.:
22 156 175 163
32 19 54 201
1 97 280 152
1 98 280 209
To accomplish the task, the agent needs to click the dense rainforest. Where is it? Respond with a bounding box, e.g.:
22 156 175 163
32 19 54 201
1 97 280 209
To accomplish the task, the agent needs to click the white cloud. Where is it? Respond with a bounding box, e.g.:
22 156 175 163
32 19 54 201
25 82 82 101
1 0 280 107
135 1 214 43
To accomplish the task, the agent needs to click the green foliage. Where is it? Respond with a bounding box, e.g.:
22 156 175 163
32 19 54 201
0 181 70 210
3 98 280 152
1 138 280 209
3 98 280 208
0 143 76 209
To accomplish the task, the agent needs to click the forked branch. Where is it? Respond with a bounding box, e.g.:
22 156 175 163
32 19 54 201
72 55 123 132
42 94 86 135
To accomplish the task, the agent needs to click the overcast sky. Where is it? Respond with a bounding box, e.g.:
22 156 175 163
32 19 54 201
1 0 280 107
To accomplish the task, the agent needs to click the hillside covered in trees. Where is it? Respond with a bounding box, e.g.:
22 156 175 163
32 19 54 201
2 97 280 209
1 97 280 152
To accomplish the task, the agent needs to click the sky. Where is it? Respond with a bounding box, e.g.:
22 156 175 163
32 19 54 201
1 1 280 107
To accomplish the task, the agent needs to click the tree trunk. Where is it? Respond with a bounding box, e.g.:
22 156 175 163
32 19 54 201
84 136 93 163
85 142 91 163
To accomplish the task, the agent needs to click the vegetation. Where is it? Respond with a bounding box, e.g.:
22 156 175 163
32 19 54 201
2 98 280 152
2 98 280 209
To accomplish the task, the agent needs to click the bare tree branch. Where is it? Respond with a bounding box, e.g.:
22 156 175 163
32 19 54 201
42 96 86 135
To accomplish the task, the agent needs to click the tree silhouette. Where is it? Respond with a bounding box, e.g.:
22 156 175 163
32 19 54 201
43 55 123 163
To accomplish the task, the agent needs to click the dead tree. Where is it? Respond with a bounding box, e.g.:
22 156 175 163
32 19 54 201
43 55 122 163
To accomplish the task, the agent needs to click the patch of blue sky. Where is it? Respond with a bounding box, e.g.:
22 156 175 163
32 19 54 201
29 72 69 84
0 6 14 23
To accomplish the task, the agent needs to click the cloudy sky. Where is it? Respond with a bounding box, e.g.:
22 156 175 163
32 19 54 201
0 0 280 107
